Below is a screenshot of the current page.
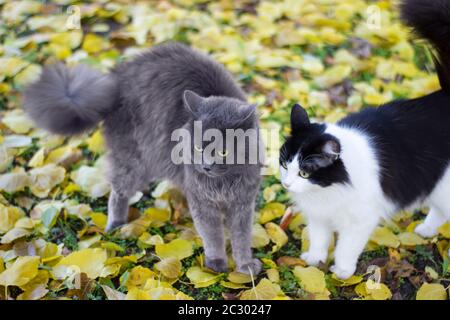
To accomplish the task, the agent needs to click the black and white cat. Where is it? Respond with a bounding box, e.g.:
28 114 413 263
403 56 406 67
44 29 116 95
280 0 450 279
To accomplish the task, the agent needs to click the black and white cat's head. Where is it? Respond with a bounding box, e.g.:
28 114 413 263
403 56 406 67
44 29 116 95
279 104 350 193
183 90 259 177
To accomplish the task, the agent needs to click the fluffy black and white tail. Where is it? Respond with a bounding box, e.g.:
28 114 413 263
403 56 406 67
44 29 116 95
23 63 117 135
400 0 450 92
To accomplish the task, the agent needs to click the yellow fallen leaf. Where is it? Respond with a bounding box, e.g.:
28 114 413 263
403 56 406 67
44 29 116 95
100 241 125 252
82 33 107 54
120 220 148 238
50 31 83 49
86 130 106 154
293 266 327 294
259 202 286 224
28 148 46 168
53 248 107 279
78 235 102 249
155 239 193 260
1 227 32 244
1 109 34 134
34 240 61 262
366 280 392 300
14 217 34 229
138 232 164 247
14 63 42 87
332 274 363 287
147 287 177 300
251 223 270 248
0 57 28 77
45 146 81 167
126 266 156 289
144 207 171 226
398 232 428 246
101 285 126 300
155 257 182 279
228 271 252 284
425 266 439 280
70 161 110 198
125 287 151 300
0 256 40 287
220 281 248 289
416 283 447 300
28 164 66 198
261 258 277 269
266 268 280 283
369 227 400 248
17 284 48 300
240 278 279 300
315 65 352 88
0 204 25 233
186 266 220 288
438 222 450 238
265 222 288 251
356 280 392 300
90 212 107 229
19 269 49 292
0 170 30 193
47 43 71 60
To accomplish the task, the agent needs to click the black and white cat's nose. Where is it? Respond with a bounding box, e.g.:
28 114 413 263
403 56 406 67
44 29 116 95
282 181 291 188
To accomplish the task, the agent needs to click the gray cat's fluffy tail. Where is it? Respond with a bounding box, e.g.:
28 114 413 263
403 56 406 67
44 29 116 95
23 63 117 135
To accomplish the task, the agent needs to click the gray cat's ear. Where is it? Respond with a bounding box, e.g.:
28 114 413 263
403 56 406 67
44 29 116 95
183 90 204 116
240 104 257 122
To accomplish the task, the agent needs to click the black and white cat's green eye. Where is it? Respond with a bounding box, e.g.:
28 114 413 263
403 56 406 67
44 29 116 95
194 145 203 152
281 162 287 169
218 149 229 157
299 169 310 179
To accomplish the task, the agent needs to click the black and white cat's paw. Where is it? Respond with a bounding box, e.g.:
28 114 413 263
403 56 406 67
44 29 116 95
237 259 262 276
330 264 355 280
414 224 438 238
300 251 326 266
205 257 228 273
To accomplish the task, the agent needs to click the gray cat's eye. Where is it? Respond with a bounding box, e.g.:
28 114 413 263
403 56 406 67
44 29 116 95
299 169 310 179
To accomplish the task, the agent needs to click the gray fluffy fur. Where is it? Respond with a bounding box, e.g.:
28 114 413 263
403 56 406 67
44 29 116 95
23 42 262 275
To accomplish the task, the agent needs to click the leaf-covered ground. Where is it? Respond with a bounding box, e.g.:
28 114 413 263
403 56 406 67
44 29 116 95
0 0 449 300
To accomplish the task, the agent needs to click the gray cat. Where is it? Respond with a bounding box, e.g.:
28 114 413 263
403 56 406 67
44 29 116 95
23 42 262 275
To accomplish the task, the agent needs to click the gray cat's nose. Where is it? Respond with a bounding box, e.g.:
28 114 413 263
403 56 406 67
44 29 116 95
203 165 212 172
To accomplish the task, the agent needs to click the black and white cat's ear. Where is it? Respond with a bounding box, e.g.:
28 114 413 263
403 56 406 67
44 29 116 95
290 103 310 132
311 138 341 168
321 139 341 161
183 90 204 116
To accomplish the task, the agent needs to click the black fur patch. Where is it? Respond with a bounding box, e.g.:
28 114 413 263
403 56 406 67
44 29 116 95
339 90 450 208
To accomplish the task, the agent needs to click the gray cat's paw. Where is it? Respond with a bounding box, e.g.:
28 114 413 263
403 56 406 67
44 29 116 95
205 258 228 273
237 259 262 276
105 220 127 233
